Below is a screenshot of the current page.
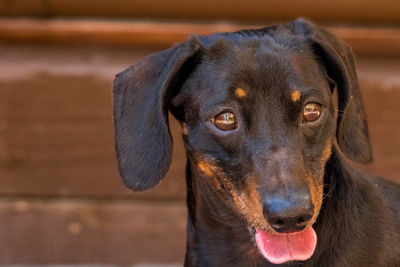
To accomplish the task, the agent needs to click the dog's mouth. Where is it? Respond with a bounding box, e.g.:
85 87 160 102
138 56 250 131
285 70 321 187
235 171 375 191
253 226 317 264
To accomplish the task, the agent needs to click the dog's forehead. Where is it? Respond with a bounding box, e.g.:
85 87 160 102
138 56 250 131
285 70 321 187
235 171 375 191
187 32 327 105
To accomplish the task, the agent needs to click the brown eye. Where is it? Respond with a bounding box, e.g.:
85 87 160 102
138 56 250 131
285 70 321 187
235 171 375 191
303 102 322 122
211 111 237 131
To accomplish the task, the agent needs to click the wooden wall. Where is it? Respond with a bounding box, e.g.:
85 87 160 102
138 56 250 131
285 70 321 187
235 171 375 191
0 2 400 265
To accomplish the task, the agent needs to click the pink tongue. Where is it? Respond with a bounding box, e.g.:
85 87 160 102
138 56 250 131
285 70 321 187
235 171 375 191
255 226 317 264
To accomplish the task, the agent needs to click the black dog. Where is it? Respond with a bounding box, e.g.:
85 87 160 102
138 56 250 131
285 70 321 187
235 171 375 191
113 18 400 266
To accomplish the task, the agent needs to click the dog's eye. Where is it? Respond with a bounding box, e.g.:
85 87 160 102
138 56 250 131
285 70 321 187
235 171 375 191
211 111 237 131
303 102 322 122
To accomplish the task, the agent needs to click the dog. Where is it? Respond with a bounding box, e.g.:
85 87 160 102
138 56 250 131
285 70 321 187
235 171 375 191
113 18 400 266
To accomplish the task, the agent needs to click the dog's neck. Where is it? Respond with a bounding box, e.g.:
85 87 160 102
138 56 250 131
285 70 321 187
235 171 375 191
312 149 387 265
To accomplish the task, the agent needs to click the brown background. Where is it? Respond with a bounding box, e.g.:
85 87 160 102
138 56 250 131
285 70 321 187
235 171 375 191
0 1 400 265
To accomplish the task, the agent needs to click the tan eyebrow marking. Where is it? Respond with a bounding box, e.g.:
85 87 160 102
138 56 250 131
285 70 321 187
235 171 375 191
291 90 301 102
235 88 246 98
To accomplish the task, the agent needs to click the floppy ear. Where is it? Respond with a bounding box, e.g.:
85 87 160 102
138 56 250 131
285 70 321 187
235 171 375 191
113 41 200 190
291 18 373 164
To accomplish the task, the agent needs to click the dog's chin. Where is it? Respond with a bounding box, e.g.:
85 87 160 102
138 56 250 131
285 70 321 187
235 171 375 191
249 226 317 264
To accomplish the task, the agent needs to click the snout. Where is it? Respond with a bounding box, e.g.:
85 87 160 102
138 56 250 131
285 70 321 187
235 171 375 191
263 189 314 233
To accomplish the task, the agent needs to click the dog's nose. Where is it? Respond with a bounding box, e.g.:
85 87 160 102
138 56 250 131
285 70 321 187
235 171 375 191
263 191 314 233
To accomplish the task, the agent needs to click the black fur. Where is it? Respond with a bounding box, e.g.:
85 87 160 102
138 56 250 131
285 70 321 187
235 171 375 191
113 18 400 266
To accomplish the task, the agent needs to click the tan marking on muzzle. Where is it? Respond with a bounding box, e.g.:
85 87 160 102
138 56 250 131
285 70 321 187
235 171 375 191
291 90 301 102
308 141 332 225
197 160 223 190
235 87 246 98
321 141 332 163
197 161 215 177
228 179 272 232
307 172 324 225
182 123 188 135
196 156 271 231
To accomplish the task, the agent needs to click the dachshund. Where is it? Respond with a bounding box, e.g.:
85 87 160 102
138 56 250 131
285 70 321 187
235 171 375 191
113 18 400 266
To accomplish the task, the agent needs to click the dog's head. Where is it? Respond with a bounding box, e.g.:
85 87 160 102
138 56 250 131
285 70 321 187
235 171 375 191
113 18 372 264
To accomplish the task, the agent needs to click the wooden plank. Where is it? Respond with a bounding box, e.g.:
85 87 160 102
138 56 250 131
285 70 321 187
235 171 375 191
1 0 400 25
0 198 186 264
0 19 400 55
0 19 253 48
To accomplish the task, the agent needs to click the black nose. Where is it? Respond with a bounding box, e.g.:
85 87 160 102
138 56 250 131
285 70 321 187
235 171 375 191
263 191 314 233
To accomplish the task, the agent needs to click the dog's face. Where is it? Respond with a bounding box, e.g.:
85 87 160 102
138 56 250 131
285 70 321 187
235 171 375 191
172 38 336 234
113 18 372 264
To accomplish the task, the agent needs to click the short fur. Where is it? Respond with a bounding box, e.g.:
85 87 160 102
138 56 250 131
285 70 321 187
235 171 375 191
113 18 400 266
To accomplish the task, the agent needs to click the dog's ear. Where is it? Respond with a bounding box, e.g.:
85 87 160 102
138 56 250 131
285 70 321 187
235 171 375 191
113 41 200 190
291 18 372 164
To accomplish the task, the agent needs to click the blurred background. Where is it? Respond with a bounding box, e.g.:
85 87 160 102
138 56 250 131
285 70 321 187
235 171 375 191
0 1 399 266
